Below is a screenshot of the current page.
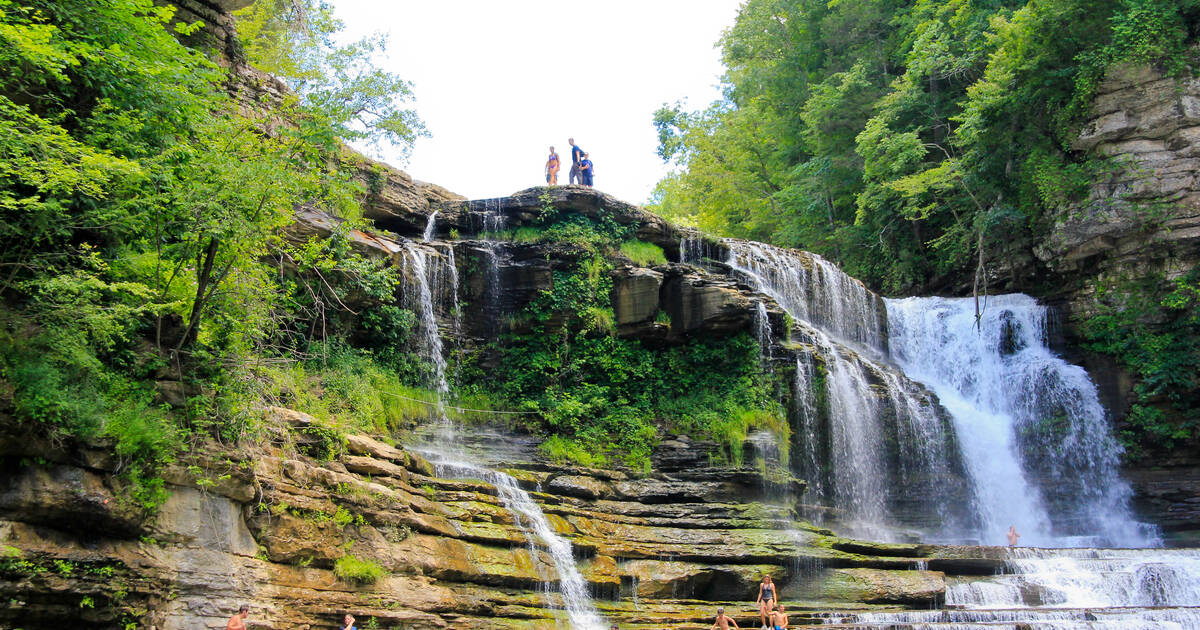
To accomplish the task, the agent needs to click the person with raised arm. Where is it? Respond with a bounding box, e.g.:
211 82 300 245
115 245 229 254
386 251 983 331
711 606 740 630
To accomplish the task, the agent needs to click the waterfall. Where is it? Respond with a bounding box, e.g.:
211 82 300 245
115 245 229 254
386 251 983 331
726 240 967 538
423 211 437 242
886 295 1158 547
430 457 607 630
948 548 1200 610
401 244 449 396
481 242 503 335
679 233 717 265
401 238 604 629
754 300 772 357
818 548 1200 628
727 241 886 353
792 355 825 505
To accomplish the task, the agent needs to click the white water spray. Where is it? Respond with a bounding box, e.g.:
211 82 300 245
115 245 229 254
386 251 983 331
886 295 1157 547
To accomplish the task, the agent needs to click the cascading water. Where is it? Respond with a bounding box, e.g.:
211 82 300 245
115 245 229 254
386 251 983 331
820 548 1200 629
886 294 1158 547
726 240 969 538
401 244 449 397
427 455 607 630
754 300 773 358
728 241 885 352
422 210 438 242
401 223 605 629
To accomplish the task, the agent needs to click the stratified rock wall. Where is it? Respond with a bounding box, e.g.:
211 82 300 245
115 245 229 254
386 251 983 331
1042 61 1200 291
0 415 1003 630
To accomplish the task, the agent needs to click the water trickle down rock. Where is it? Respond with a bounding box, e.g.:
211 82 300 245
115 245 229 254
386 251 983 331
726 240 971 539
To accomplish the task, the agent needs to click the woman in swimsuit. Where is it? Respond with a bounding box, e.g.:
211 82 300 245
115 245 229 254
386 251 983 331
546 147 560 185
756 575 776 628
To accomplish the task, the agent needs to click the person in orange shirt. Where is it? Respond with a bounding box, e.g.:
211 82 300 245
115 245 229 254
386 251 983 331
546 146 560 185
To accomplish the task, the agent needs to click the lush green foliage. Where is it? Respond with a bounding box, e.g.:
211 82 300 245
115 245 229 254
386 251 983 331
1081 271 1200 457
333 553 386 584
233 0 427 157
652 0 1200 294
0 0 424 505
463 254 786 471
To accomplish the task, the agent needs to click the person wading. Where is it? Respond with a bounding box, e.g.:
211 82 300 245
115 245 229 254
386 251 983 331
711 607 740 630
545 146 560 185
569 138 584 185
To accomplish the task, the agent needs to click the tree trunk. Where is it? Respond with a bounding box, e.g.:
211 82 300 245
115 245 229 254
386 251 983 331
175 237 219 352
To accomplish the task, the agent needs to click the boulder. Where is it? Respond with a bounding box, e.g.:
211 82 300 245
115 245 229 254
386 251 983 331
816 568 945 605
546 475 612 500
611 266 664 330
661 273 755 337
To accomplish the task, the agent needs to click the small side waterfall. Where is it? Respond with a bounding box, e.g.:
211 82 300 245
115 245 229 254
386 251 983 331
429 456 607 630
422 210 438 241
401 244 449 396
886 295 1157 547
399 227 605 629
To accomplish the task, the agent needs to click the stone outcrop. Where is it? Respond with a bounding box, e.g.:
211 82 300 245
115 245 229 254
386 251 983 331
0 414 1007 630
1039 62 1200 284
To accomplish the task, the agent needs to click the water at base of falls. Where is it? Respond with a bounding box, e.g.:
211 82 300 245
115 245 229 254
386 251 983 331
819 547 1200 629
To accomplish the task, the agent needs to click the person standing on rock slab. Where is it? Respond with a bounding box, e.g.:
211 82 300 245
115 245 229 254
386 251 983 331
340 613 358 630
569 138 584 184
580 153 594 188
546 146 560 185
226 604 249 630
1007 525 1021 546
711 607 740 629
756 575 776 629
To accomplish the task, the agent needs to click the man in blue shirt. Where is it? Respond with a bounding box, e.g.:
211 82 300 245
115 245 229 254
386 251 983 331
580 153 594 188
569 138 585 185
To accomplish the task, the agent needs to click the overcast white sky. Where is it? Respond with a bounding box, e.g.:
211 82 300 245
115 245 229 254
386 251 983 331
333 1 742 204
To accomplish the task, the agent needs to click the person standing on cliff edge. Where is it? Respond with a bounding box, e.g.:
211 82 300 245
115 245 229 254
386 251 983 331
580 152 594 188
545 146 560 185
569 138 584 185
1007 525 1021 546
226 604 249 630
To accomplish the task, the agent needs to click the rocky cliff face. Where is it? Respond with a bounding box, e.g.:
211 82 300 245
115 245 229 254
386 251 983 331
0 411 1005 630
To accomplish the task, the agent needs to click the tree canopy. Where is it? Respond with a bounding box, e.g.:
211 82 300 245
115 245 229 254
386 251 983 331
652 0 1200 294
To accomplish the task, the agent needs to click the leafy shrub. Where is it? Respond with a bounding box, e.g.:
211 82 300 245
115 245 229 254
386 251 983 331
334 554 386 584
539 436 608 468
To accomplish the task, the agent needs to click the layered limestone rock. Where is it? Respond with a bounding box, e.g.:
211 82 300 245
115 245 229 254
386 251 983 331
1047 63 1200 276
0 415 1005 630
